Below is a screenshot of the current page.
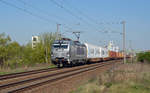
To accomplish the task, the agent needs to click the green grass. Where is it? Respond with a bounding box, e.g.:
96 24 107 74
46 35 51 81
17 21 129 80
71 63 150 93
0 68 27 75
109 81 150 93
0 63 56 75
47 64 56 68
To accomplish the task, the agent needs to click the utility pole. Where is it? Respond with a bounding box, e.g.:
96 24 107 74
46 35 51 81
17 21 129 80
121 21 126 64
57 24 61 40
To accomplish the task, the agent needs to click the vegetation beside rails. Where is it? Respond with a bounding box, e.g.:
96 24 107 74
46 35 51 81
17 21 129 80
0 32 57 73
137 52 150 63
0 63 56 75
71 62 150 93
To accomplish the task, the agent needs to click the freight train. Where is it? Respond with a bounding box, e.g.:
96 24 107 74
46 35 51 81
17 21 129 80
51 38 124 67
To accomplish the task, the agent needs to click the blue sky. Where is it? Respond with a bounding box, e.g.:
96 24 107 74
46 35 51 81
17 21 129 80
0 0 150 50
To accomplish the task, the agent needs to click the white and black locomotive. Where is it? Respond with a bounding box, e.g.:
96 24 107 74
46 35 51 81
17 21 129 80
51 38 87 67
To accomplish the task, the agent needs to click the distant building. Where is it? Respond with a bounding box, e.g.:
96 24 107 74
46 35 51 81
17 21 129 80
32 36 39 48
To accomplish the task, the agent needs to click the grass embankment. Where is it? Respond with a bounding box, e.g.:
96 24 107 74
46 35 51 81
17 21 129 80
71 63 150 93
0 63 56 75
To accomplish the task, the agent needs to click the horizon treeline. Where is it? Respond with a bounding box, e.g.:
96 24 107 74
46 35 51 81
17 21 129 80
0 32 57 69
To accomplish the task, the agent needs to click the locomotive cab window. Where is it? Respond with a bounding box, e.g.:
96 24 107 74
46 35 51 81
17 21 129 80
61 45 68 49
53 45 68 49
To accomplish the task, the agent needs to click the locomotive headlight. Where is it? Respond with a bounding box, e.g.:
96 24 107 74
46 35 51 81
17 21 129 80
67 52 70 57
51 52 54 56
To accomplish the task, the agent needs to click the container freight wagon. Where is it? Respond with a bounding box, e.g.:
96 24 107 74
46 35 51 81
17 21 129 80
117 52 124 59
102 47 109 61
107 41 119 59
116 52 119 59
108 51 117 59
84 43 109 62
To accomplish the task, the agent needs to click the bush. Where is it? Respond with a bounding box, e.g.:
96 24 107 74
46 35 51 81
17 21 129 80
137 52 150 63
0 32 57 69
104 82 112 88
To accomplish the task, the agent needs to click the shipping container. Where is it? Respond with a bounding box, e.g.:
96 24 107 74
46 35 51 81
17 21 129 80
84 43 109 62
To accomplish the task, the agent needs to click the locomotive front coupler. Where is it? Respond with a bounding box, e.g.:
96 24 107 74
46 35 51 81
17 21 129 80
57 59 63 68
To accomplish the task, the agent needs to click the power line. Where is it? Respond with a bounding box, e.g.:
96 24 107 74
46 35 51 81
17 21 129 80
0 0 56 24
52 0 104 31
16 0 76 33
50 0 106 34
48 0 91 25
16 0 67 22
60 0 124 48
59 0 122 27
50 0 107 34
55 0 123 34
0 0 74 33
0 0 122 38
59 0 100 25
49 0 104 35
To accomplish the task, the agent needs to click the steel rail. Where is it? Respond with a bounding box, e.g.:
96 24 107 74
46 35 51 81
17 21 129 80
7 61 121 93
0 68 58 80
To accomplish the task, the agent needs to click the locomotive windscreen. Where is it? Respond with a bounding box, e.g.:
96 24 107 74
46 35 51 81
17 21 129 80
53 44 68 49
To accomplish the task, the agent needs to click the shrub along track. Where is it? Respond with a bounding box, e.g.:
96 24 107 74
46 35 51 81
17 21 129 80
0 60 122 93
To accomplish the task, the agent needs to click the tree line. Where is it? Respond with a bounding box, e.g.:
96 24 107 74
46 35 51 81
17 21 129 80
0 32 57 69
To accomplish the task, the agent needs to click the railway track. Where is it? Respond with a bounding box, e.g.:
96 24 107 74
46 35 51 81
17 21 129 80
0 67 59 80
0 60 122 93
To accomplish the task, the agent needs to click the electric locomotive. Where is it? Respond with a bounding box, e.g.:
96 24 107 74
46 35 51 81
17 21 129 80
51 38 87 67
